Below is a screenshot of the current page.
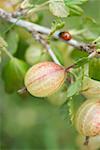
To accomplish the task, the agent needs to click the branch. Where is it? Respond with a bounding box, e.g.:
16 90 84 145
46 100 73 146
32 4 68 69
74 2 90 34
0 8 98 56
0 8 51 35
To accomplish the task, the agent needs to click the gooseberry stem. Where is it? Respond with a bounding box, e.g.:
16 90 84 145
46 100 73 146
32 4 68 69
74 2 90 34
65 64 75 72
32 30 61 65
65 51 97 72
84 136 90 146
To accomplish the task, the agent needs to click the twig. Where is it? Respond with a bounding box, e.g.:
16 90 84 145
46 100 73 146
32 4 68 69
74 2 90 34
32 30 61 65
0 8 51 35
0 8 98 55
65 50 97 72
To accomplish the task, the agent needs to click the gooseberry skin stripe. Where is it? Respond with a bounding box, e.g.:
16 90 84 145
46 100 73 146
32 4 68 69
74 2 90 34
27 67 63 87
27 70 65 97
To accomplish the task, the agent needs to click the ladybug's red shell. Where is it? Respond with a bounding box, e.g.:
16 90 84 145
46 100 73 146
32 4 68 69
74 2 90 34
59 32 72 41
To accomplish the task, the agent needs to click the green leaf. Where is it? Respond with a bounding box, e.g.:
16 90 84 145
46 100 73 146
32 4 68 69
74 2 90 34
0 20 11 36
74 57 89 68
64 0 86 16
68 5 84 16
71 49 88 60
89 58 100 81
64 0 88 5
67 79 81 98
6 30 19 54
2 57 28 93
67 95 85 124
49 0 69 17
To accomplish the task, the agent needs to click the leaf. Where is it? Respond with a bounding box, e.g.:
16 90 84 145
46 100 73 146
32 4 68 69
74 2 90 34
74 57 89 68
67 79 81 98
67 95 85 124
64 0 88 6
49 0 69 17
71 49 88 60
68 5 84 16
2 57 28 93
64 0 86 16
89 58 100 81
6 30 19 54
0 20 11 36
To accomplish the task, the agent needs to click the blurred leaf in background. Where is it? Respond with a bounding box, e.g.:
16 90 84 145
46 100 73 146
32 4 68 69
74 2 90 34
2 58 28 93
5 30 19 54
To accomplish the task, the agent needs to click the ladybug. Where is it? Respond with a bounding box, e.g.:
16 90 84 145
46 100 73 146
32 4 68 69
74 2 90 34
59 32 72 41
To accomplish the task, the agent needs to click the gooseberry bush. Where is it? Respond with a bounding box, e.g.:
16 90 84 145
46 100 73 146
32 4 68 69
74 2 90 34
0 0 100 149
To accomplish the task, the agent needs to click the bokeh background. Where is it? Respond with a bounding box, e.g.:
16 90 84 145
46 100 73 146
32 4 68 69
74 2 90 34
0 0 100 149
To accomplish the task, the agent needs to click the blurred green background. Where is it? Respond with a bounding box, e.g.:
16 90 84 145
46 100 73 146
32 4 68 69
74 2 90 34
0 0 100 149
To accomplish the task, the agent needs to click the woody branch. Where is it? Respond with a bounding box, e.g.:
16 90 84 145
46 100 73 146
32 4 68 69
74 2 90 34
0 8 98 60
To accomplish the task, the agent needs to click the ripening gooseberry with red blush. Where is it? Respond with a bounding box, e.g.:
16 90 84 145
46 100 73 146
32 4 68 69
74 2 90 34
75 99 100 137
24 61 66 97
